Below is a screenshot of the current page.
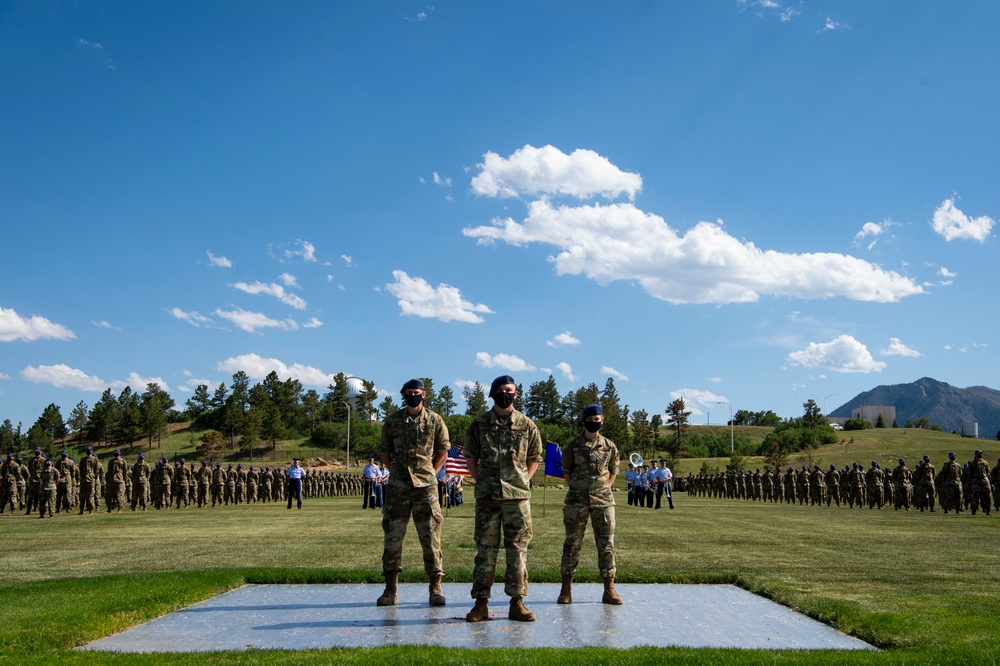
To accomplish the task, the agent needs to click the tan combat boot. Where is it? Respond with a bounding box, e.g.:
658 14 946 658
508 596 536 622
466 598 489 622
428 573 446 606
376 573 398 606
602 574 623 605
557 574 573 604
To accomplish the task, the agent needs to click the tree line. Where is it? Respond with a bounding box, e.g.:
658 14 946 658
5 374 947 466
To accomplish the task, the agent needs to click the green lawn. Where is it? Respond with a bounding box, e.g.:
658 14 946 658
2 478 999 664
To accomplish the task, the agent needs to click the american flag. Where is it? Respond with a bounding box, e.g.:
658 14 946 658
445 446 471 476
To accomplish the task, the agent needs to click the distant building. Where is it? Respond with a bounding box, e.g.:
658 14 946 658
852 405 896 427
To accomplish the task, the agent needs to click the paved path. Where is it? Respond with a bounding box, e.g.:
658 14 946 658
82 583 874 652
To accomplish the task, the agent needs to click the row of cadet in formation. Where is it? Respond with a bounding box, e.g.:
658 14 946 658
683 451 999 515
0 446 370 517
358 457 465 510
622 460 676 509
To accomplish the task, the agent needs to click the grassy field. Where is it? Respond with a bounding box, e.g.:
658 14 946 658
2 468 999 665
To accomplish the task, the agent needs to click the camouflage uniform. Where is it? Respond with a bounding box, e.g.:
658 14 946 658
106 453 128 511
1 454 21 513
38 462 59 517
969 453 993 516
892 461 913 510
464 408 543 600
560 432 620 577
55 454 76 513
379 406 450 577
131 456 151 510
938 456 963 513
78 452 101 514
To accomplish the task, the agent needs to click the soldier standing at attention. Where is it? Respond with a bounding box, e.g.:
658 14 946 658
557 404 622 606
969 450 993 516
362 457 380 509
825 464 841 507
55 450 76 513
939 452 964 514
196 461 211 508
224 463 236 505
106 449 128 512
892 458 913 511
174 459 192 508
78 446 100 515
38 458 59 518
131 453 151 511
25 447 45 515
464 375 543 623
211 462 225 506
286 458 305 509
376 379 450 608
1 452 20 513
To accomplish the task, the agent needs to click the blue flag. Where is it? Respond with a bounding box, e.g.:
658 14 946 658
544 441 563 479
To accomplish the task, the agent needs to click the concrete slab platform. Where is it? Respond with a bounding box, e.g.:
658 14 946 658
82 583 874 652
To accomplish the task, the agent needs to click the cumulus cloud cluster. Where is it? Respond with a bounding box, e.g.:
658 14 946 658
21 364 168 393
216 353 341 387
0 307 75 342
475 352 536 373
385 270 493 324
464 145 923 305
787 335 887 373
931 198 994 242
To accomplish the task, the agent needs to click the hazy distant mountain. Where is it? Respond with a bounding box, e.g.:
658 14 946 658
829 377 1000 439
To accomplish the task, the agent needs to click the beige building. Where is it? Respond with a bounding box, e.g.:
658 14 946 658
851 405 896 426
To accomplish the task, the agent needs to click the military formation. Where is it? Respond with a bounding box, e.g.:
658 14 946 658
684 450 999 515
1 446 367 517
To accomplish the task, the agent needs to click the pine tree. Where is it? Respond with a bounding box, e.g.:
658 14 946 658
463 382 487 417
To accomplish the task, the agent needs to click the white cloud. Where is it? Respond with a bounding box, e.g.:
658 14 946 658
669 388 728 416
214 307 299 333
464 198 923 304
385 270 493 324
931 198 994 242
855 221 884 240
707 376 723 383
280 240 318 263
303 317 324 329
556 362 577 383
0 307 76 342
230 281 307 310
280 273 299 288
938 266 956 278
206 251 232 268
471 145 642 201
476 352 536 373
455 379 479 394
0 372 11 380
21 364 107 391
125 372 170 391
787 335 887 373
92 320 114 329
433 172 452 187
600 366 629 382
217 353 336 387
881 337 921 358
822 17 849 31
547 331 581 347
169 307 214 328
779 7 800 22
341 255 353 267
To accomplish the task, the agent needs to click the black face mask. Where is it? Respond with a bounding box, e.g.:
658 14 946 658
403 394 423 408
583 421 602 433
493 392 515 409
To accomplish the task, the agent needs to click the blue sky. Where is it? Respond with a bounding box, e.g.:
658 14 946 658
2 1 998 429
